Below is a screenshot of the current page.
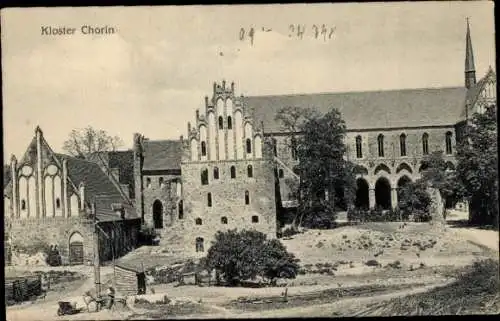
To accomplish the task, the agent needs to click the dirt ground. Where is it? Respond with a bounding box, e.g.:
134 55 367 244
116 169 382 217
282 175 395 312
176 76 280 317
5 220 498 320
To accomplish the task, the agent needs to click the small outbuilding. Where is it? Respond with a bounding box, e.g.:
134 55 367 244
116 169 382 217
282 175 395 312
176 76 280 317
114 265 146 296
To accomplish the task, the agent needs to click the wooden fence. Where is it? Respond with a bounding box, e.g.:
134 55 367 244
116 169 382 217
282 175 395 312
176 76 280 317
5 275 42 303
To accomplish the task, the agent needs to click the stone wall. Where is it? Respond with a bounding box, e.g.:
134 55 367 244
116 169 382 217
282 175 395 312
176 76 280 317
178 156 277 257
8 217 95 265
142 174 181 229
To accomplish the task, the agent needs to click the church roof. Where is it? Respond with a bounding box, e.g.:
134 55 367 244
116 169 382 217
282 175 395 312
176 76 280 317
54 154 136 220
243 86 468 132
142 139 182 171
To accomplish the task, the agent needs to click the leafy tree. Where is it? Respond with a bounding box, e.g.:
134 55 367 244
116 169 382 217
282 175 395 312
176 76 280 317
419 151 465 219
205 229 300 286
62 126 123 159
294 108 354 228
455 104 498 226
397 179 432 221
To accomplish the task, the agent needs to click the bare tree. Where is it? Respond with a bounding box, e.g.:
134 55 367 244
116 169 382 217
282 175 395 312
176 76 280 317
62 126 124 159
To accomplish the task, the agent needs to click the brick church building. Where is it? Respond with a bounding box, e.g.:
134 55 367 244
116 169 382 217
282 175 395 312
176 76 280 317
128 21 496 256
4 21 496 262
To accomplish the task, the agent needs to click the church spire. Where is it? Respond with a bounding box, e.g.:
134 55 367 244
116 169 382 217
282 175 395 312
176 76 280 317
465 17 476 89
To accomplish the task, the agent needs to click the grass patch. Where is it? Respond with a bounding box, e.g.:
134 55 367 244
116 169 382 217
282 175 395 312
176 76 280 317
354 259 500 316
225 283 426 312
127 300 214 319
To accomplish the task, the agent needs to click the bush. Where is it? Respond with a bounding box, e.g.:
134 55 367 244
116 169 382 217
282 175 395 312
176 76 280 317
347 207 408 222
302 206 337 229
205 229 300 286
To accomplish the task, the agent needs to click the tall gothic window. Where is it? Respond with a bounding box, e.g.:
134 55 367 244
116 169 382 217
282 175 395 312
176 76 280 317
230 166 236 179
377 134 385 157
247 165 253 178
159 177 164 187
245 191 250 205
207 193 212 207
356 135 363 158
278 169 284 178
246 139 252 154
213 167 219 180
227 116 232 129
201 169 209 185
201 141 207 156
422 133 429 155
445 131 453 155
272 138 278 157
218 116 224 129
400 133 407 157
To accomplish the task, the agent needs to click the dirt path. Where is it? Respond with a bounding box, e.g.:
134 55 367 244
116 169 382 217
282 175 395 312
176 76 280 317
172 280 455 319
452 228 499 254
6 266 115 321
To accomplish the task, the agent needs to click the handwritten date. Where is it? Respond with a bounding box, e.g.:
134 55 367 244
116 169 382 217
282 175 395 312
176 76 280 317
239 24 336 46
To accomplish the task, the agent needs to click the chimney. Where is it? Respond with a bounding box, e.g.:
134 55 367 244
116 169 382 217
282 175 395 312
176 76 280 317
231 82 235 93
187 122 191 135
196 109 200 120
204 96 209 107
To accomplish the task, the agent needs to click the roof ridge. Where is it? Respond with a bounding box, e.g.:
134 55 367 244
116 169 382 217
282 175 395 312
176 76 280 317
244 86 466 98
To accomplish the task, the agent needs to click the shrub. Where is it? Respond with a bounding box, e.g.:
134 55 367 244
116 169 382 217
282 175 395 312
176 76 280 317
205 229 300 286
302 207 337 229
282 227 297 238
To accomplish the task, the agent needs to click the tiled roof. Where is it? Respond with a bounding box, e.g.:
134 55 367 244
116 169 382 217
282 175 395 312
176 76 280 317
142 140 182 171
243 86 468 132
54 153 137 220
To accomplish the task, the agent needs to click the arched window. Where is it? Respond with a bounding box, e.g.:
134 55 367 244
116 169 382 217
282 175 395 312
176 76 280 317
356 135 363 158
213 167 219 180
245 190 250 205
146 178 151 188
196 237 204 252
377 134 384 157
221 216 228 224
178 200 184 219
291 137 298 160
246 138 252 154
247 165 253 178
201 169 209 185
230 166 236 179
21 199 26 211
159 177 164 187
445 131 453 155
400 133 407 157
195 218 202 225
272 138 278 157
278 169 284 178
56 198 61 209
252 215 259 223
227 116 232 130
201 141 207 156
218 116 224 129
207 193 212 207
422 133 429 155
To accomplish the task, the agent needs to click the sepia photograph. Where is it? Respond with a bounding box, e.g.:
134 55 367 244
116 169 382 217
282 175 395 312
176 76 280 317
1 2 498 319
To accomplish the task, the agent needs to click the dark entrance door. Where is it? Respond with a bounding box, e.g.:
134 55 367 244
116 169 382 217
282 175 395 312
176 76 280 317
69 242 84 265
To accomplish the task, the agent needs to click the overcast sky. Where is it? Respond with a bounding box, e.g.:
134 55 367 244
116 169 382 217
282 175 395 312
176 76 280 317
1 2 496 163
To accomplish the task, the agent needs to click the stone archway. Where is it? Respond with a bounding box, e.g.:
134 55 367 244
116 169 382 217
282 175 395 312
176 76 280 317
375 177 392 210
355 178 369 210
69 232 84 265
153 200 163 229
